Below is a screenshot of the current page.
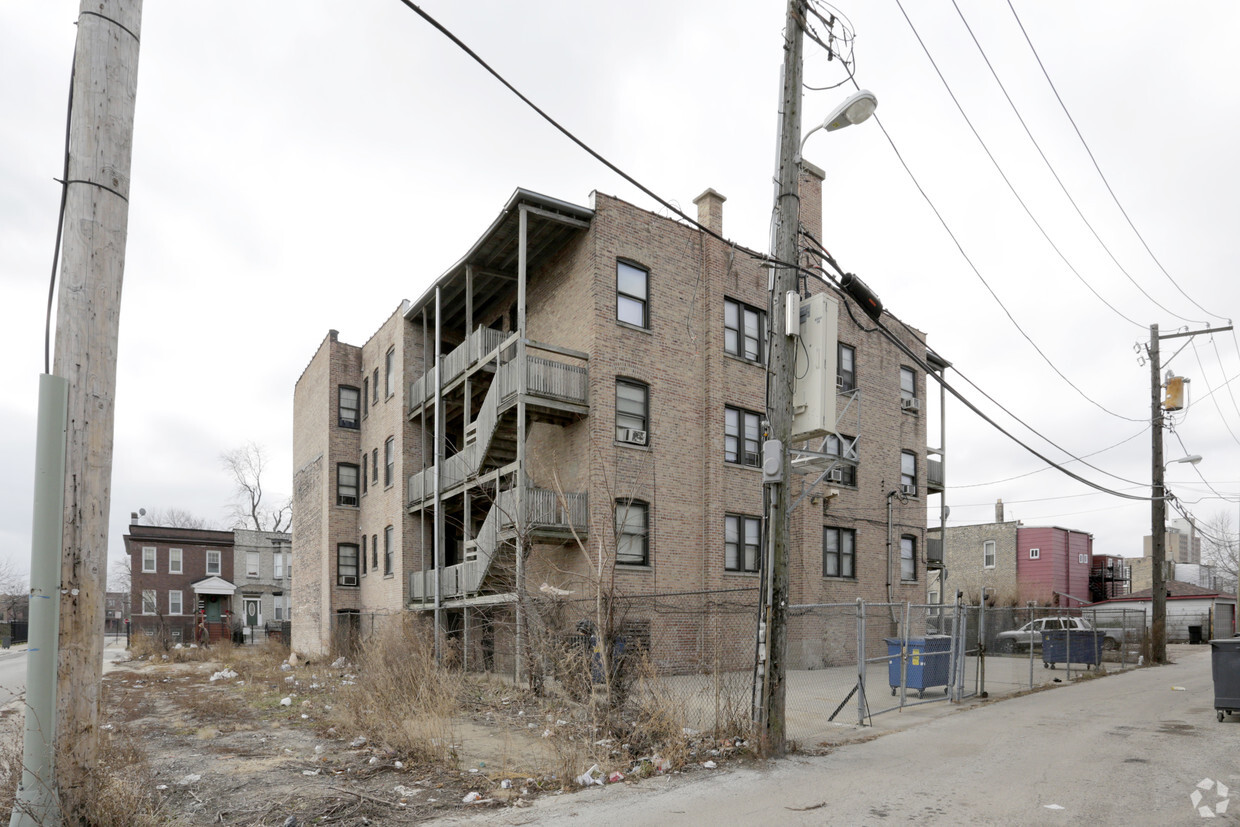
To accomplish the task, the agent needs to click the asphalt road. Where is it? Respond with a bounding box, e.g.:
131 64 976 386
0 636 128 711
442 645 1236 826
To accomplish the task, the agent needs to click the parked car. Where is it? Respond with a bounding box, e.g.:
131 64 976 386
994 617 1124 652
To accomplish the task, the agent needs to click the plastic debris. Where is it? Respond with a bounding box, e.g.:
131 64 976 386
280 697 293 707
702 761 717 769
575 764 605 787
177 774 201 786
394 785 422 797
501 779 513 789
331 657 347 668
209 669 238 682
463 791 483 803
1171 686 1187 691
607 771 625 783
350 736 368 748
1044 804 1065 811
302 769 321 777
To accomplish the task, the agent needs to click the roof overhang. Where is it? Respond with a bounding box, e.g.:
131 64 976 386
190 576 237 596
403 188 593 337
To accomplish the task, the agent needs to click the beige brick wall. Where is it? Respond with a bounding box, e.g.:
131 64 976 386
929 521 1021 605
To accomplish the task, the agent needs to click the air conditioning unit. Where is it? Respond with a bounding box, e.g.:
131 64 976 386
340 575 358 586
826 468 844 483
836 376 844 390
618 428 648 446
901 396 920 412
339 495 358 506
901 484 916 496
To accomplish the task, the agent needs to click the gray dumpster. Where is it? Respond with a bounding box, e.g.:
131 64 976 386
1210 639 1240 721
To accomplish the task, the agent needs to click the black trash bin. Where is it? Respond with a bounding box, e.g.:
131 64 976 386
1210 638 1240 721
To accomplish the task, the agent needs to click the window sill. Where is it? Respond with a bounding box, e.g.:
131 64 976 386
616 563 653 571
724 570 760 577
336 583 359 589
822 576 858 582
616 321 652 335
614 440 651 451
724 462 762 472
723 352 766 369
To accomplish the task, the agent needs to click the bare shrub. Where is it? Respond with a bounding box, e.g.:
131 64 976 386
0 718 21 819
331 615 460 764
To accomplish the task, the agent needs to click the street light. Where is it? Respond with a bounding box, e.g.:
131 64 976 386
1168 455 1202 467
798 89 878 159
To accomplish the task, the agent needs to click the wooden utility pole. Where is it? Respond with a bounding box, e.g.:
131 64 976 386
1148 322 1231 664
52 0 143 809
762 0 805 756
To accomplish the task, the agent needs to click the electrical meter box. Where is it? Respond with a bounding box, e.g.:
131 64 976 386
791 291 839 442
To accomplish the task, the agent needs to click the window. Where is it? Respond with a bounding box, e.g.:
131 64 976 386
362 453 368 494
206 549 221 576
901 535 917 582
724 298 765 362
273 593 286 621
246 551 260 578
983 540 996 569
725 406 762 467
900 451 917 496
1029 547 1041 560
169 590 183 615
900 367 916 403
142 590 156 615
363 377 369 417
339 386 360 428
823 527 856 578
372 534 379 570
372 448 379 483
384 526 394 575
372 368 379 404
337 544 359 586
142 546 156 573
164 547 181 574
615 500 649 565
1078 553 1088 564
616 260 649 328
824 434 858 486
725 514 761 573
274 552 285 580
361 535 368 575
616 378 649 443
385 348 395 399
838 344 856 392
338 463 360 506
384 436 395 487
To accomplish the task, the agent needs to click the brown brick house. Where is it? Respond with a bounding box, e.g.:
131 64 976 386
292 169 940 667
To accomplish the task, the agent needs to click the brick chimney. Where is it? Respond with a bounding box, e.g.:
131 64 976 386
798 160 825 248
996 499 1004 523
693 188 726 236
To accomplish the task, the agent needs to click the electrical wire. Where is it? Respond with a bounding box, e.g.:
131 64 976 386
44 50 77 375
894 0 1146 330
1005 0 1230 325
950 0 1205 327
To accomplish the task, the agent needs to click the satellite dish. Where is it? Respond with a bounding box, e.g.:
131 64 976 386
139 508 146 517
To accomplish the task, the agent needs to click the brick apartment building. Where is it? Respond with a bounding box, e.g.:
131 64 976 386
292 165 941 667
125 518 291 643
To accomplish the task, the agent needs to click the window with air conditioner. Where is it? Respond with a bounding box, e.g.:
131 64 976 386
337 543 359 586
725 406 762 468
616 378 649 445
900 451 917 497
824 433 857 486
899 366 919 412
337 463 360 506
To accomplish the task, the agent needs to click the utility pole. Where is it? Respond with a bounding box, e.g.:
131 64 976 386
762 0 805 756
1148 322 1231 664
51 0 143 813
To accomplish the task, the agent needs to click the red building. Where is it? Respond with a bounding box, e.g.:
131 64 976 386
1015 526 1093 608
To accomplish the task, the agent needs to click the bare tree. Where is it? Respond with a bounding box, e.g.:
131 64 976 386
0 558 28 621
144 507 212 529
221 442 291 532
1201 511 1238 593
108 555 132 594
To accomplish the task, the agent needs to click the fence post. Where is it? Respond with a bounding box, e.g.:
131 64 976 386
978 598 987 698
856 598 866 726
898 602 910 709
1028 602 1036 689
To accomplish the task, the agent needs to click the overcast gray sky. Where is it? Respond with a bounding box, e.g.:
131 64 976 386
2 1 1238 583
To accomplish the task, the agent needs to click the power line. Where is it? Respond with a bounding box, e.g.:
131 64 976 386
893 0 1145 329
950 0 1204 327
1005 0 1229 325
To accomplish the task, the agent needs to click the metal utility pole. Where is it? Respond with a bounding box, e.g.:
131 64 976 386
762 0 805 756
1148 322 1231 664
51 0 143 812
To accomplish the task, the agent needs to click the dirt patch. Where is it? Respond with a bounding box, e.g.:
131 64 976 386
78 647 753 824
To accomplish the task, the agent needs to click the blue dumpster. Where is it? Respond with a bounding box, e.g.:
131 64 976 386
885 636 952 698
1041 629 1104 670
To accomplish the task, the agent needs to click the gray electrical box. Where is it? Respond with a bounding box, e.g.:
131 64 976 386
791 292 839 442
